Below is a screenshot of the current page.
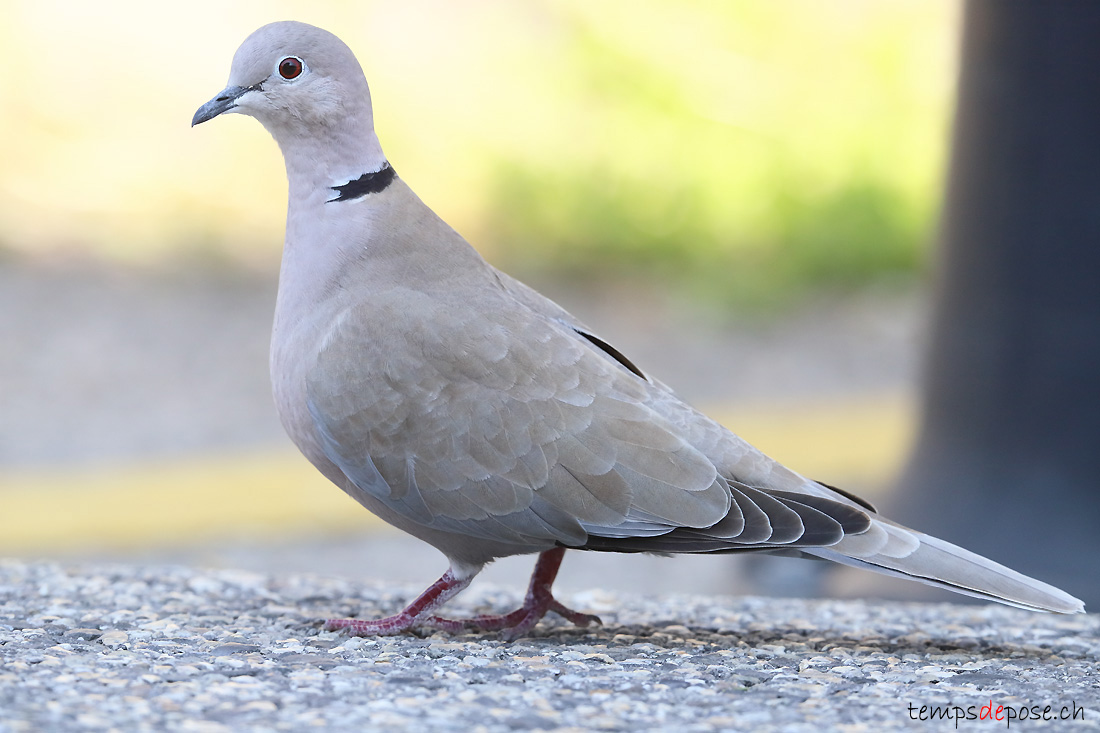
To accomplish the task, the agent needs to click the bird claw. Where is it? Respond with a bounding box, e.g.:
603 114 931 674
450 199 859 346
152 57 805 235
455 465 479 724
550 599 603 628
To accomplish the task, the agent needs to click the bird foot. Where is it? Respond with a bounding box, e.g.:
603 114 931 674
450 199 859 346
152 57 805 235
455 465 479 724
323 568 474 636
323 548 598 640
435 595 602 641
324 612 441 636
325 595 600 639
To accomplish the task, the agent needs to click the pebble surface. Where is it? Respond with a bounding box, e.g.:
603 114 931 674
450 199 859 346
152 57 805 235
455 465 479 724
1 560 1097 731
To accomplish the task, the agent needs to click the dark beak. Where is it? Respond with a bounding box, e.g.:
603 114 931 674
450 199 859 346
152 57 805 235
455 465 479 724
192 84 258 126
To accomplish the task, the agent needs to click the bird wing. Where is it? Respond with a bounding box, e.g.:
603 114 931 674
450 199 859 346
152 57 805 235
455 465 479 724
304 280 871 552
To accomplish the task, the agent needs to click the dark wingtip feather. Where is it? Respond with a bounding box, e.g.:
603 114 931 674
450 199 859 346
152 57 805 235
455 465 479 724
815 480 878 513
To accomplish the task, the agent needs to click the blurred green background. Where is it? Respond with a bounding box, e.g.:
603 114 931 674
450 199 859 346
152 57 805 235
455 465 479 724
0 0 956 307
1 0 957 596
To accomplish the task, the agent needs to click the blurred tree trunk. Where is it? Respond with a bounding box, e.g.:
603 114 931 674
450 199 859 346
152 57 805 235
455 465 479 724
891 0 1100 606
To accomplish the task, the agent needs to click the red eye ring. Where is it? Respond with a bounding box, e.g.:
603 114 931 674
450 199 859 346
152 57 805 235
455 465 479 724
279 56 304 80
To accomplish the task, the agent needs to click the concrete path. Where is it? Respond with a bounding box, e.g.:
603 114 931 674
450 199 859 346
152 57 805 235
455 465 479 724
1 560 1096 732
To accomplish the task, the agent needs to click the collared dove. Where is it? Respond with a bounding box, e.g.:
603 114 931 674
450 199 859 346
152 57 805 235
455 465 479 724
193 21 1083 638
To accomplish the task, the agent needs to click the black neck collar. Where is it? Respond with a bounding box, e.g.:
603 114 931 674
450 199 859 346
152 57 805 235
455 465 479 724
329 162 396 202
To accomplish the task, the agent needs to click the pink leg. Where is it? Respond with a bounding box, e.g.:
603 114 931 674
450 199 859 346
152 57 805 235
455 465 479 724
324 548 601 639
323 568 473 636
446 547 602 641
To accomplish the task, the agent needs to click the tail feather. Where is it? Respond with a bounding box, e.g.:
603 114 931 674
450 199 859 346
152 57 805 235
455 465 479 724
808 519 1084 614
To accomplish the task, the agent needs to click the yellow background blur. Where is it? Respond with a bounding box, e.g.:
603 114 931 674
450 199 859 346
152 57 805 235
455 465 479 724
2 1 956 287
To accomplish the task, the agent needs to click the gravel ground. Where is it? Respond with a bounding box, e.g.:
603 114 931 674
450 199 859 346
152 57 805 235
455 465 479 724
2 560 1096 732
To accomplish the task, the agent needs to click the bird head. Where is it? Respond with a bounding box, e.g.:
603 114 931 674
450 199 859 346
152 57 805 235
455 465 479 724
193 21 373 131
192 21 386 192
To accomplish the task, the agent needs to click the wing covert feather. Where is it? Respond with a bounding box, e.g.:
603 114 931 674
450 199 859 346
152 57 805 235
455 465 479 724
306 291 731 545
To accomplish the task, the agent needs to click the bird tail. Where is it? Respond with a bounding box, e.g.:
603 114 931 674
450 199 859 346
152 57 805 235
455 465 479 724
805 517 1084 613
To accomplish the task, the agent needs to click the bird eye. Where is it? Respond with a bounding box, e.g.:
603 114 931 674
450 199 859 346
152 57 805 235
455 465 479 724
278 56 304 80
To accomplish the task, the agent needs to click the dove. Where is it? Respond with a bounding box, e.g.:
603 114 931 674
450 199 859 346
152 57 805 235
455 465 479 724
192 21 1084 638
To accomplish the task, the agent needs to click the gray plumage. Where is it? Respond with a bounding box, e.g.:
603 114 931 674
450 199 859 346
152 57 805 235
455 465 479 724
192 21 1083 634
